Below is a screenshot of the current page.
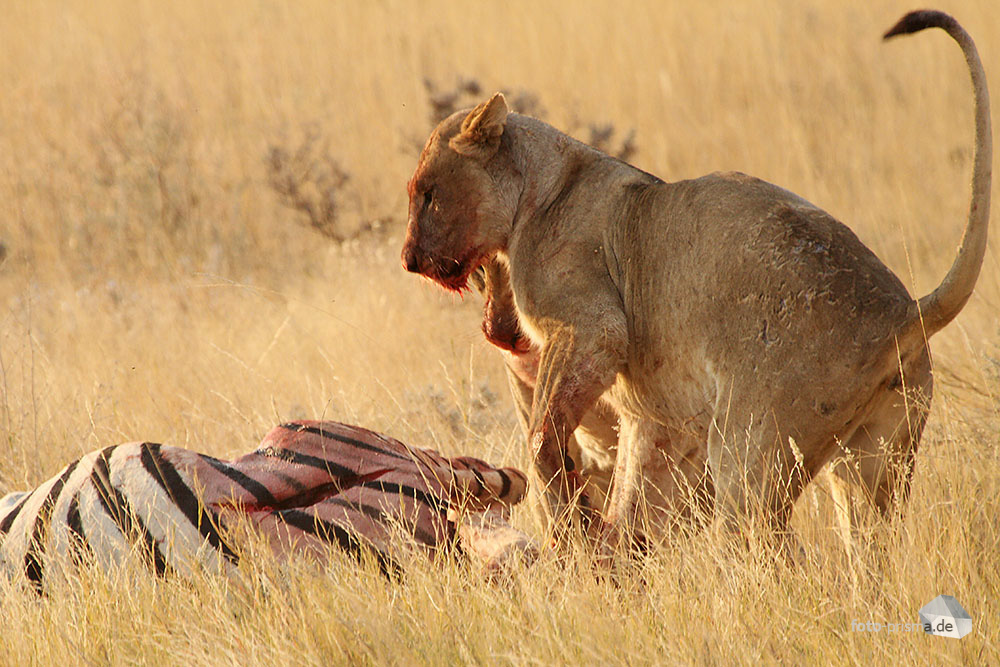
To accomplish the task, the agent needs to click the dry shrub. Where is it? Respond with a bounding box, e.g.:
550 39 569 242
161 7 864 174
265 125 381 243
422 76 636 160
266 123 385 244
424 76 485 126
82 74 221 273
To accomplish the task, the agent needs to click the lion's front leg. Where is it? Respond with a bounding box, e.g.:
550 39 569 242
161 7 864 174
529 323 623 537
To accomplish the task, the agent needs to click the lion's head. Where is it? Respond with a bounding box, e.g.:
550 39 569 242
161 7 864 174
401 93 516 292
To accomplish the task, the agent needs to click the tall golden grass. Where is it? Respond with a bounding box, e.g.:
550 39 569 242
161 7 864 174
1 0 997 663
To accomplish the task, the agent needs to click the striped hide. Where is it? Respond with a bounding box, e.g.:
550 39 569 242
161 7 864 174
0 420 535 591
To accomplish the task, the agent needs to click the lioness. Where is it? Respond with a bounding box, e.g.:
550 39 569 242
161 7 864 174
402 11 991 549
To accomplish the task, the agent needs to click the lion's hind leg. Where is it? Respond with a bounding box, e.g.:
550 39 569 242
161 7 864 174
816 353 931 591
706 395 825 559
830 363 931 559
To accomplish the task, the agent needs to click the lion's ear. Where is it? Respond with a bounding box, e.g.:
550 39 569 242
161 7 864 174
449 93 509 159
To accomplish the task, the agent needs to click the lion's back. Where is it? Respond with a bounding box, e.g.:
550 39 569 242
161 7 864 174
613 171 915 397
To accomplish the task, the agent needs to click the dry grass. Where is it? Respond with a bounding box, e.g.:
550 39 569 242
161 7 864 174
1 0 998 663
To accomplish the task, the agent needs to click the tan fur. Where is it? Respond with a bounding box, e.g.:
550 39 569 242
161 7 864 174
402 11 991 549
471 257 713 541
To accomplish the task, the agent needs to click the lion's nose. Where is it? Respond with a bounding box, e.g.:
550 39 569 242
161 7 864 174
402 245 422 273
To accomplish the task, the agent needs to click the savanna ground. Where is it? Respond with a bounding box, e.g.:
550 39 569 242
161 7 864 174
1 0 998 664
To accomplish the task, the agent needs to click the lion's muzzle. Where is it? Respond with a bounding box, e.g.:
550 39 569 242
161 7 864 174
401 242 423 274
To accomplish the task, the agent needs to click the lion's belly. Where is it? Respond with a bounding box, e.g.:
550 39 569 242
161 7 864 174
605 348 715 439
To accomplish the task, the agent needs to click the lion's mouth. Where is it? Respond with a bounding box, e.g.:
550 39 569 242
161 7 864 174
433 251 489 294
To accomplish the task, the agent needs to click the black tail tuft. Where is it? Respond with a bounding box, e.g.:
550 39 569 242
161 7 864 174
884 9 957 40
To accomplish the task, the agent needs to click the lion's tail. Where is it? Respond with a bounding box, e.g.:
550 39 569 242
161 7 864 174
885 11 992 338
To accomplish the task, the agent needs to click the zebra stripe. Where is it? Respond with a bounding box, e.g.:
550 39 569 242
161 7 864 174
497 469 512 499
321 497 438 547
0 493 30 536
278 423 411 462
64 492 89 565
24 460 80 591
139 444 239 565
357 480 446 513
256 446 357 478
89 446 170 576
198 454 279 507
275 509 402 579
